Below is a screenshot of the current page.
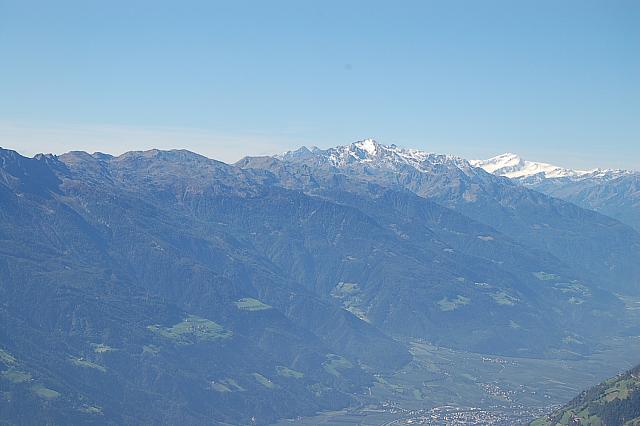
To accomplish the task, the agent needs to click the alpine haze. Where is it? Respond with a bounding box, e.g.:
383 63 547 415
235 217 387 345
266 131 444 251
3 1 639 423
2 140 640 424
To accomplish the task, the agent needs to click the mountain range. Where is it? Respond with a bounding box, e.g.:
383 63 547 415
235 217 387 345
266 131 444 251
1 140 639 424
473 152 640 232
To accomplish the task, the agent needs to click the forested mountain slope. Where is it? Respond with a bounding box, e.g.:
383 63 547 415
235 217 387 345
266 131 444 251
1 143 639 424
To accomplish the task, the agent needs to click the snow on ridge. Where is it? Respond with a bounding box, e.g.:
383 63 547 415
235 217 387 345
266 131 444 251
354 138 378 156
278 143 635 181
319 139 475 174
469 153 523 174
471 153 638 181
472 153 592 179
280 139 480 169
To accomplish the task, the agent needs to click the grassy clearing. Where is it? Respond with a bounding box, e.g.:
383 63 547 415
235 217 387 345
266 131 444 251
331 282 360 297
438 295 470 311
79 405 103 415
616 293 640 313
222 378 245 391
142 344 159 355
323 354 353 377
599 378 634 403
210 382 231 392
555 409 602 425
491 291 519 306
70 357 107 373
234 298 272 311
562 335 584 345
253 373 278 389
31 384 60 400
210 378 246 392
412 388 424 400
533 271 559 281
308 382 331 398
147 315 232 344
91 343 115 353
555 282 590 296
376 375 402 392
345 304 369 322
530 418 552 426
0 349 16 366
276 365 304 379
332 282 369 321
1 369 31 384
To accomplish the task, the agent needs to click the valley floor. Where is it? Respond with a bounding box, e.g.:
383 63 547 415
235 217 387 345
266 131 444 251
274 336 640 425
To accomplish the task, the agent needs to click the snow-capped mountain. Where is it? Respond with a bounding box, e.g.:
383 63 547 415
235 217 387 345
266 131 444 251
278 138 476 175
471 153 632 181
470 153 591 179
240 139 640 295
5 144 640 424
472 153 640 232
257 137 640 247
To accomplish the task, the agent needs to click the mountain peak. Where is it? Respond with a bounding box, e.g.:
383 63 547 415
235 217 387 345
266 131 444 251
471 153 589 179
470 153 522 174
492 152 522 164
276 139 476 176
353 138 380 156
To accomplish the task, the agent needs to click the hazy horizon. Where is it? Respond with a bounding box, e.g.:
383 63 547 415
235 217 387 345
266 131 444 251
1 0 638 170
2 3 640 423
3 133 638 173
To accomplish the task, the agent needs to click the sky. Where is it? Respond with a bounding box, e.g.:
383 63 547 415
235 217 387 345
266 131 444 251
0 0 638 169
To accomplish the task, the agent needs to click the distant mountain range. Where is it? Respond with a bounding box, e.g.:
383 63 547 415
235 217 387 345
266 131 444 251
473 152 640 232
470 152 626 179
243 140 640 294
1 140 639 424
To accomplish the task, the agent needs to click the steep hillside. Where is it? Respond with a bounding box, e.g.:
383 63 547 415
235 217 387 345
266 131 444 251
239 140 640 295
0 148 407 424
523 173 640 234
1 144 639 424
532 364 640 425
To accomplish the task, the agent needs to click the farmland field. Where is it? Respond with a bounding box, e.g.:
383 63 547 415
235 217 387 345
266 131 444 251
275 336 640 425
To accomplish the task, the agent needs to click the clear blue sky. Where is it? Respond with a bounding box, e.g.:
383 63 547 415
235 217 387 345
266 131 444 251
1 0 638 169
